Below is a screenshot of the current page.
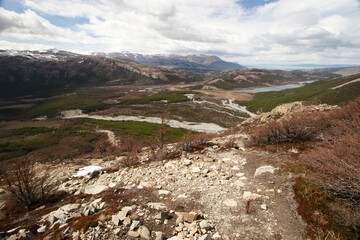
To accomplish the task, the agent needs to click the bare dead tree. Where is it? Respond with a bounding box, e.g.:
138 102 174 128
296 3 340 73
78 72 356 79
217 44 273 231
157 106 171 149
3 159 55 210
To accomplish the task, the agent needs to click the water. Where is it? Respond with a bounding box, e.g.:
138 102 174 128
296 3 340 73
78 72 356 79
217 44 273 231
238 81 314 93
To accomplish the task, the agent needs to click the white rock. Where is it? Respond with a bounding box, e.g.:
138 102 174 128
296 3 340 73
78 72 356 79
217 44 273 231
84 184 109 195
212 232 222 239
243 191 262 200
199 220 212 230
159 190 170 195
199 234 212 240
147 202 167 210
138 226 151 239
254 165 278 177
112 215 120 226
191 167 201 173
154 231 165 240
130 220 140 231
37 225 46 233
223 198 238 207
233 180 245 188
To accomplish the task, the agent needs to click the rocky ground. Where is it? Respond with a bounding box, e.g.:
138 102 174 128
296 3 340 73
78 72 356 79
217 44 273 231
0 132 306 240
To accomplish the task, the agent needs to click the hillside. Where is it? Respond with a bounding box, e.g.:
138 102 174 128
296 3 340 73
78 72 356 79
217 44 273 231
0 100 359 239
240 73 360 113
92 52 245 73
0 50 203 101
202 68 340 90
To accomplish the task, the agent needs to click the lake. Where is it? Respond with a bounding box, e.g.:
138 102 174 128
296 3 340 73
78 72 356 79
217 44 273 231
238 81 314 93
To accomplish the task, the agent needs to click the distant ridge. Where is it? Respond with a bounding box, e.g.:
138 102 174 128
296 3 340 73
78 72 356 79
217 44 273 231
91 52 245 73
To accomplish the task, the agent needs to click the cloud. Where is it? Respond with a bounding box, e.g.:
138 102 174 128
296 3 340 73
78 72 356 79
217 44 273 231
1 0 359 66
0 8 95 43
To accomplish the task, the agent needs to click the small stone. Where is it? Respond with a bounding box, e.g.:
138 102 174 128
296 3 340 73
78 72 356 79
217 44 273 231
234 180 245 188
154 212 168 221
199 234 212 240
154 231 164 240
167 236 180 240
127 230 140 238
112 215 120 226
130 220 140 231
212 232 222 239
84 184 109 195
261 204 268 210
223 198 238 207
175 212 198 223
37 225 47 233
203 157 213 162
117 209 130 221
18 229 26 238
183 159 192 166
7 234 17 240
123 217 131 226
254 165 277 177
113 228 121 235
147 202 167 210
192 167 201 173
138 226 151 239
243 191 262 200
158 190 170 195
199 220 212 230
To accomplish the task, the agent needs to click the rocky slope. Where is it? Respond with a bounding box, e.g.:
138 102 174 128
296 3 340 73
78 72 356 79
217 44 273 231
0 116 308 239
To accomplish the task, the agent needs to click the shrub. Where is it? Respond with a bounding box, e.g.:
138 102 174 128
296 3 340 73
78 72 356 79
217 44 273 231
2 159 55 210
119 136 142 153
247 110 327 146
300 99 360 203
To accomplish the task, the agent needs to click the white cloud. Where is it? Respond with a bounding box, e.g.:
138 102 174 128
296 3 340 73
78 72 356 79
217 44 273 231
1 0 359 65
0 8 95 43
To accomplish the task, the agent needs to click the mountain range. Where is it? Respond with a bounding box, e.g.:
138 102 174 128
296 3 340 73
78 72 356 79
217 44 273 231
91 52 245 73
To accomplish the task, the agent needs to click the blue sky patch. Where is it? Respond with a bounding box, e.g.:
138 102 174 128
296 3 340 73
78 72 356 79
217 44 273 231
236 0 278 9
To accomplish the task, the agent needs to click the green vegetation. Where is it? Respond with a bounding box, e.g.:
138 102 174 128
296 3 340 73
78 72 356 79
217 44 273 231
20 93 107 118
85 119 188 142
11 127 56 136
240 74 360 113
0 126 95 160
118 91 190 105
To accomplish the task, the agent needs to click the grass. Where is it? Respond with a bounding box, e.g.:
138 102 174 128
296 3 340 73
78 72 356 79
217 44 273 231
118 91 190 105
19 93 107 119
85 119 188 142
11 127 56 136
240 74 360 113
0 126 94 161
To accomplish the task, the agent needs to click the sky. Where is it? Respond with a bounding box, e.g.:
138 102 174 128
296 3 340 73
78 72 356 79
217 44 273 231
0 0 359 67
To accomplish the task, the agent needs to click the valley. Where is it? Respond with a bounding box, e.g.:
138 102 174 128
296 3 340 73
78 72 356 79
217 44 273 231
0 50 359 240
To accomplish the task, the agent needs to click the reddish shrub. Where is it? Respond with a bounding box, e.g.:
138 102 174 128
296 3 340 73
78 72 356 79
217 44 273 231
246 110 328 146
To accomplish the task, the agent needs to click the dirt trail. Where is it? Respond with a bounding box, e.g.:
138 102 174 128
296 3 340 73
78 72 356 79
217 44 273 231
97 129 120 146
110 135 307 239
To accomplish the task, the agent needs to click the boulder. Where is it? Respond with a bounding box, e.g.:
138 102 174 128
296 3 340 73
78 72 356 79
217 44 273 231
112 215 120 226
254 165 277 177
154 231 165 240
84 184 109 195
199 220 212 230
138 226 151 239
117 208 131 221
127 231 140 238
130 220 140 231
175 212 198 222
